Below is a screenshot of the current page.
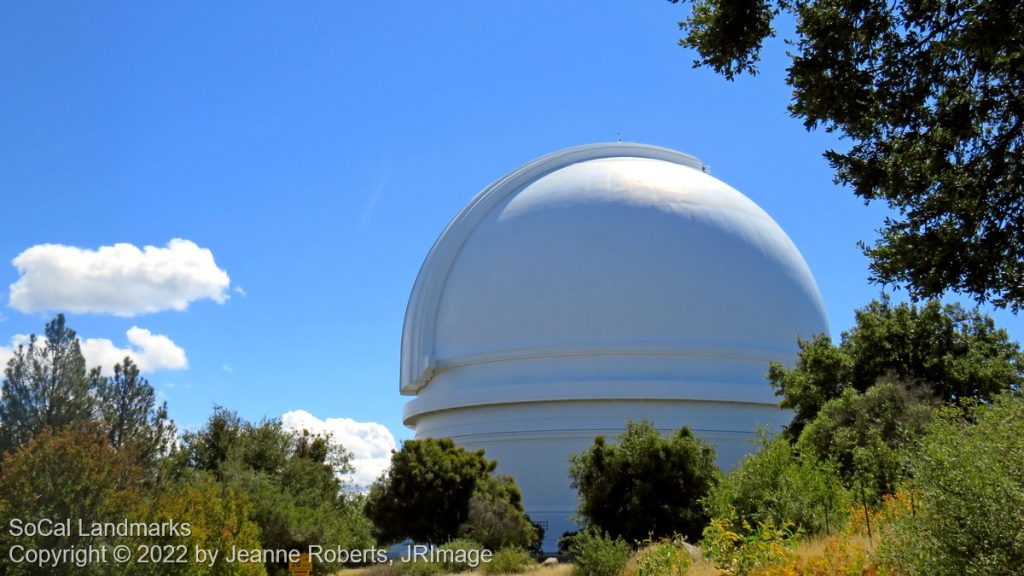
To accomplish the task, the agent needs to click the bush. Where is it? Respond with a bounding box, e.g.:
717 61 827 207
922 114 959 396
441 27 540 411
570 420 719 543
627 539 690 576
796 379 935 499
438 538 487 573
879 394 1024 575
459 476 539 550
399 560 445 576
568 530 630 576
480 547 533 575
743 534 874 576
699 518 798 576
704 430 849 536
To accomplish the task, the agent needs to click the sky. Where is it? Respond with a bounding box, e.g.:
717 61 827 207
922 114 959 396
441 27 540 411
2 2 1021 487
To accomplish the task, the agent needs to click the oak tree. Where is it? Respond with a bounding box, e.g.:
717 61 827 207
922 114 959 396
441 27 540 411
673 0 1024 311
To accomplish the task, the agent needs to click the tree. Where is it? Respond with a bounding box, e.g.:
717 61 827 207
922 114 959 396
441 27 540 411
96 357 174 470
796 379 936 497
365 437 493 544
672 0 1024 311
364 437 534 547
176 409 371 575
0 423 140 576
569 420 718 544
0 314 101 456
769 297 1023 435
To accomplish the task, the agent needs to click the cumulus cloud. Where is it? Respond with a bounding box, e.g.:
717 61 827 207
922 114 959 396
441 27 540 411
0 343 13 370
281 410 397 488
80 327 188 375
9 239 230 316
0 327 186 377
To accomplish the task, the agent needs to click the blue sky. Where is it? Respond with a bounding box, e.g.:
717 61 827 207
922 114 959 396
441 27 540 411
2 2 1021 484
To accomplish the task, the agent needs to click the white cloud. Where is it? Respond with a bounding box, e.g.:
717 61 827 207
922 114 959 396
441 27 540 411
233 286 247 297
0 343 12 370
281 409 397 488
80 327 188 375
9 239 231 317
1 327 186 377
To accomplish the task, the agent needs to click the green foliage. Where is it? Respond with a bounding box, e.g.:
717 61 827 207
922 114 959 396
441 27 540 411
673 0 1024 311
567 530 630 576
437 539 486 573
458 475 539 550
0 315 100 456
96 357 174 471
0 424 267 576
705 430 848 536
0 424 139 575
796 379 935 498
570 420 719 544
140 475 267 576
479 547 533 575
177 408 370 575
364 437 495 544
629 539 691 576
879 393 1024 575
769 298 1023 434
0 316 176 467
699 518 798 576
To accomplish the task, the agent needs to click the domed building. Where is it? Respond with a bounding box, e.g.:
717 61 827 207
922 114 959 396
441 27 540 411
400 143 828 551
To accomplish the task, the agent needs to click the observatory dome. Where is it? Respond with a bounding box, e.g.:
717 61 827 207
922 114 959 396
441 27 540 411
400 143 828 551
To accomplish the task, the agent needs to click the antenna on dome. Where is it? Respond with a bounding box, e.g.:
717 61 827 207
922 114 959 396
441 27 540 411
616 132 622 142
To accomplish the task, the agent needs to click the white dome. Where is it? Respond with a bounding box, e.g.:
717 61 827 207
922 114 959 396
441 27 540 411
401 143 827 412
399 143 828 551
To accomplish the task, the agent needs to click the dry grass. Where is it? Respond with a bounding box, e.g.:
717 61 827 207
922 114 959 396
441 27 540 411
682 533 879 576
336 533 879 576
684 558 720 576
333 562 573 576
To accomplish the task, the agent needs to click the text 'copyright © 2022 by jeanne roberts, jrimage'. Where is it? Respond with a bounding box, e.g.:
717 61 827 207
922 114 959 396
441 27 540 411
4 518 391 569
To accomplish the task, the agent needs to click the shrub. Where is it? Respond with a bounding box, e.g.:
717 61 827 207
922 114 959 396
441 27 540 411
627 539 690 576
748 534 874 576
568 529 630 576
439 538 487 573
699 518 798 576
480 547 533 575
399 560 445 576
570 420 719 543
796 379 936 499
459 476 539 550
878 394 1024 575
704 430 849 536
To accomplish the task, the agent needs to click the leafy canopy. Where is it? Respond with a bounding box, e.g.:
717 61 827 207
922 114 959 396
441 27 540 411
768 297 1023 435
459 474 540 551
879 393 1024 575
569 420 719 544
174 407 372 574
704 428 848 536
673 0 1024 311
365 437 533 546
796 379 936 497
